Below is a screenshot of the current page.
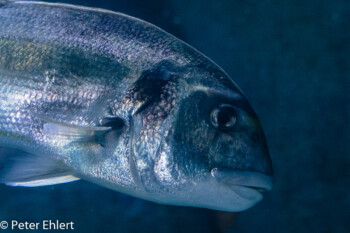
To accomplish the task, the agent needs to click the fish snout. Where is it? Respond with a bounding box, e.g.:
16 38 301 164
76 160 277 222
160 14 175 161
246 118 273 177
211 115 273 195
205 167 273 211
211 169 273 193
210 113 273 179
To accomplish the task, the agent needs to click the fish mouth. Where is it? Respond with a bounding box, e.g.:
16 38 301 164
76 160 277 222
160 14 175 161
211 169 273 194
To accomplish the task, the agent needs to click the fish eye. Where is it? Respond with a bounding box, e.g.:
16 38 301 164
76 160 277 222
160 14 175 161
210 104 237 130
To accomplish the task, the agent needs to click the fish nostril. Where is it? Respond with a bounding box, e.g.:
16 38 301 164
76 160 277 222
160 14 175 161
250 132 262 144
211 168 218 177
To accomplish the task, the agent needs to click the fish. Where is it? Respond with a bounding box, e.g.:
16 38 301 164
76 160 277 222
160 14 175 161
0 1 273 212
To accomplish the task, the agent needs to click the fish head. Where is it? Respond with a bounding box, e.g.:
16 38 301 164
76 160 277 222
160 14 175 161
129 62 273 212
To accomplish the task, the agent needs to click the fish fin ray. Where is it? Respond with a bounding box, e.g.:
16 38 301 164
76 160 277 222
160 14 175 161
43 122 111 142
34 113 112 145
6 175 79 187
5 175 79 187
0 147 79 187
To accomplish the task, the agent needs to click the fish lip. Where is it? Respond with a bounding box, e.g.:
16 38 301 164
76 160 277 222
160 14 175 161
211 169 273 192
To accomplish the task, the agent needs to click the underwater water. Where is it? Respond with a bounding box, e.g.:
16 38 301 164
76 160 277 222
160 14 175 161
0 0 349 232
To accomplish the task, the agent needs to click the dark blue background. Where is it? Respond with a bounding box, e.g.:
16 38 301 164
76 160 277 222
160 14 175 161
0 0 349 232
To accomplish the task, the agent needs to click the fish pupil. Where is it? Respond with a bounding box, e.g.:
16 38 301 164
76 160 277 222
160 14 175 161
217 109 231 126
211 105 237 129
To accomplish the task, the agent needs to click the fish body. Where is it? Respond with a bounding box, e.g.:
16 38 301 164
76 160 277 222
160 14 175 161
0 1 273 211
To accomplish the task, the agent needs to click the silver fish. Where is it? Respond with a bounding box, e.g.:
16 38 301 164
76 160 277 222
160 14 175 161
0 1 273 211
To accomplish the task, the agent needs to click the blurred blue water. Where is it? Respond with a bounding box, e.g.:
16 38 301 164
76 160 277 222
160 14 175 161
0 0 349 232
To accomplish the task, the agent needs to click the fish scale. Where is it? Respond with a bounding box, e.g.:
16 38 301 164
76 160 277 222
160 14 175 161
0 1 273 212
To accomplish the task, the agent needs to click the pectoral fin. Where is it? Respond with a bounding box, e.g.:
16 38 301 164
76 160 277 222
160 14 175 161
43 121 112 143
